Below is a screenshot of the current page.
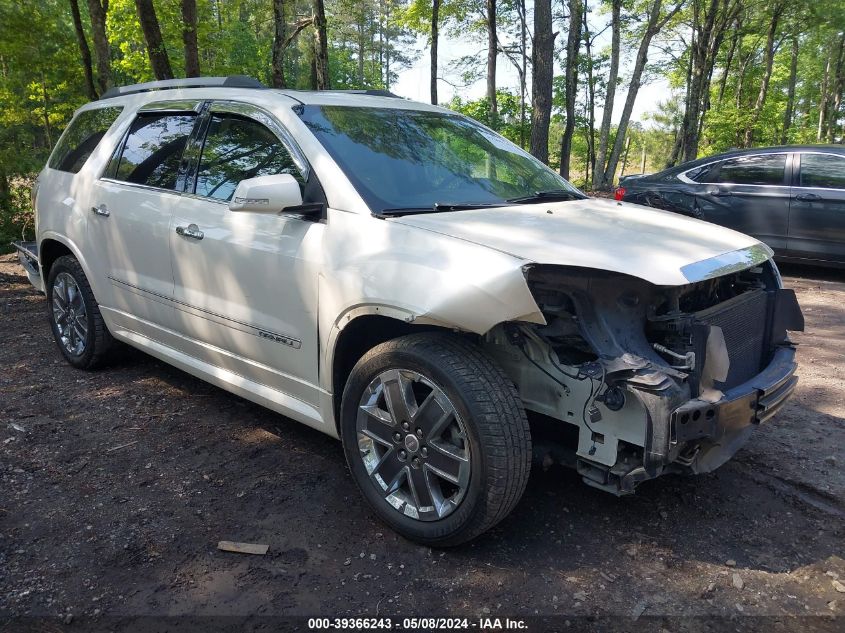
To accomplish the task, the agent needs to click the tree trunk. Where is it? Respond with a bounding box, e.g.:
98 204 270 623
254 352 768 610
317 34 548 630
498 0 528 144
313 0 330 89
581 0 596 182
135 0 174 80
181 0 200 77
827 34 845 143
273 13 315 90
529 0 554 163
603 0 679 185
271 0 287 88
734 46 753 110
519 0 527 147
69 0 98 99
357 19 366 86
619 134 631 178
593 0 620 189
671 24 695 166
818 40 835 141
486 0 497 123
559 0 582 179
696 38 722 143
679 0 737 163
86 0 111 93
716 19 740 107
384 0 392 88
582 4 596 181
781 36 799 144
743 3 783 147
310 39 318 89
431 0 440 104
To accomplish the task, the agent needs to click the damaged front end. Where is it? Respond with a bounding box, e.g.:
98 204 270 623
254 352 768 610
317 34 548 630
482 258 804 495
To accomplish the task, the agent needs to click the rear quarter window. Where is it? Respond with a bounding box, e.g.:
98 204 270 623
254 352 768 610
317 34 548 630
48 106 123 173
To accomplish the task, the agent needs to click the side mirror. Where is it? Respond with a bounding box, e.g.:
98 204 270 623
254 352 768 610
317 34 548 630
229 173 303 213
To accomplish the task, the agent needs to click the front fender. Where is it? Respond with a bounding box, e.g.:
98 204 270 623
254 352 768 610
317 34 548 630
321 211 543 328
317 210 545 389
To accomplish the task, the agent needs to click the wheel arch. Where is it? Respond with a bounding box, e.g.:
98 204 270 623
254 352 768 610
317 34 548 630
328 312 461 437
39 234 91 288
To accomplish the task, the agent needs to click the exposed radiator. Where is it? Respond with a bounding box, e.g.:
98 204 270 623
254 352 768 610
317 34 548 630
694 289 769 390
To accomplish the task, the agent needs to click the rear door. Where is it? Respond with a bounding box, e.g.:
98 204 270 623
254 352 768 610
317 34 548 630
88 102 201 332
168 101 324 404
787 152 845 263
689 153 790 252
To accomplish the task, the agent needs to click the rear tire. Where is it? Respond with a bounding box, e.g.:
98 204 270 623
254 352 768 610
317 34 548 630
46 255 115 369
340 332 531 546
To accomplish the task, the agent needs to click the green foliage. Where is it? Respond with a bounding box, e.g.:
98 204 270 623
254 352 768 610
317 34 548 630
448 90 531 148
0 0 843 242
0 178 35 248
394 0 476 38
0 0 419 242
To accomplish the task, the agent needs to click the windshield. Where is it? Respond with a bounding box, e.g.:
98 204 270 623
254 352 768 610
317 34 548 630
298 105 584 214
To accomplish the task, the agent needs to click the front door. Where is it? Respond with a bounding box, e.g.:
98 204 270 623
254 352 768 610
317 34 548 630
168 103 324 404
693 153 790 252
88 108 199 331
787 152 845 264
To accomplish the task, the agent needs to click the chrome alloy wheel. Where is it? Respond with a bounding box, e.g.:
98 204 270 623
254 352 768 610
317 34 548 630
356 368 471 521
52 272 88 357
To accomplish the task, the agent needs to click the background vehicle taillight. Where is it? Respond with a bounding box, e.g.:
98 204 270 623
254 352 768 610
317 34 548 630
614 187 626 201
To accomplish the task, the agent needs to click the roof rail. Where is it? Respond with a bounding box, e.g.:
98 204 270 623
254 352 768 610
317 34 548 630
100 75 266 100
282 88 402 99
343 89 402 98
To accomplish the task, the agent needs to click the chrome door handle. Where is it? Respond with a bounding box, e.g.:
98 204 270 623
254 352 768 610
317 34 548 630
91 204 110 217
795 192 822 202
176 224 204 240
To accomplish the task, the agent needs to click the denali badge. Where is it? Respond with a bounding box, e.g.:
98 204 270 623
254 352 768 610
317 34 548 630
257 330 301 349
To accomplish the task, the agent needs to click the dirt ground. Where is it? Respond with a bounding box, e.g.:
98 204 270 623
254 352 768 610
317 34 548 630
1 252 843 630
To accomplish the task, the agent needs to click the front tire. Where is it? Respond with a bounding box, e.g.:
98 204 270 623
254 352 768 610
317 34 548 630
46 255 114 369
340 333 531 546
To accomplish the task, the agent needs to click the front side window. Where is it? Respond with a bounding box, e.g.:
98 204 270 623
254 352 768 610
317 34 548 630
114 114 197 190
194 114 301 202
709 154 786 186
298 106 583 213
48 106 123 173
799 154 845 189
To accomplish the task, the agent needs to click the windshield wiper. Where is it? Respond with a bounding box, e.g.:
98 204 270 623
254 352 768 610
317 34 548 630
433 202 506 212
380 202 505 217
507 189 586 204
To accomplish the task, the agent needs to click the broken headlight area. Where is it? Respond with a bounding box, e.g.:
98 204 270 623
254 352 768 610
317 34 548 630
482 262 804 495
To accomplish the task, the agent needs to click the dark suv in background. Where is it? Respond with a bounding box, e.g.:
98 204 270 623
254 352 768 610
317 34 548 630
617 146 845 267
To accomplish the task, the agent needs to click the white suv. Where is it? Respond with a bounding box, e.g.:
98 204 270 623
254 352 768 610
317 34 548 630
17 76 804 545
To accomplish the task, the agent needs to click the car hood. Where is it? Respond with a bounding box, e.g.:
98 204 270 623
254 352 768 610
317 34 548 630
388 197 772 286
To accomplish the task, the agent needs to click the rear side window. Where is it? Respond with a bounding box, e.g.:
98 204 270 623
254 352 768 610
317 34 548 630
113 114 197 190
48 106 123 173
194 114 301 201
708 154 786 186
799 154 845 189
682 165 710 182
